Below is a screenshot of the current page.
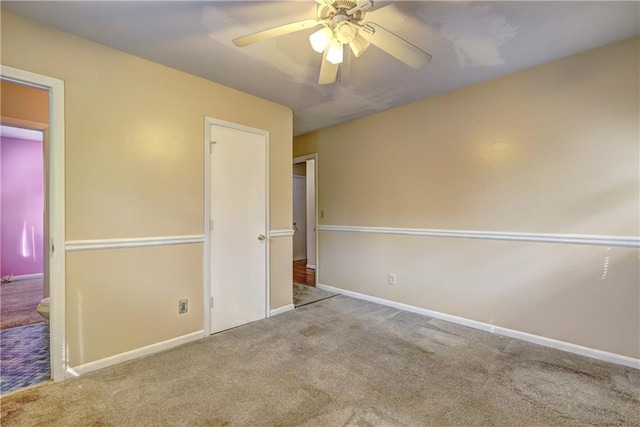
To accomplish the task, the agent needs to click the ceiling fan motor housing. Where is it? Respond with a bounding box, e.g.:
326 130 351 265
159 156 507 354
316 0 372 47
317 0 369 23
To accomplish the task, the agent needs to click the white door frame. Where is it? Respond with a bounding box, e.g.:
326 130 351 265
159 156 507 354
203 117 270 336
293 153 318 283
1 65 66 382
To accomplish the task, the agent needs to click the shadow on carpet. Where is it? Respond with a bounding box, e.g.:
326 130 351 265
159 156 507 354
293 283 337 307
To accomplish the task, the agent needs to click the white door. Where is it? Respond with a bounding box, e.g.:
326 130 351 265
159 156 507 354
210 124 267 334
292 176 307 261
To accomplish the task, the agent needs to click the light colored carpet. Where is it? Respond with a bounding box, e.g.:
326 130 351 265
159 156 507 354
0 278 44 330
1 295 638 426
293 283 337 307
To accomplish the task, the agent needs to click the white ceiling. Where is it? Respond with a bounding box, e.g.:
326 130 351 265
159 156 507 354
3 1 638 136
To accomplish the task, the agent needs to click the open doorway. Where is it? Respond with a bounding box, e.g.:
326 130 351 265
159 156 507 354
0 125 49 394
292 155 316 287
0 125 46 308
0 72 65 393
1 67 66 387
292 154 336 307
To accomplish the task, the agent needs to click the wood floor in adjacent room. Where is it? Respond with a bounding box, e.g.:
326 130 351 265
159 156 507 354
293 259 315 287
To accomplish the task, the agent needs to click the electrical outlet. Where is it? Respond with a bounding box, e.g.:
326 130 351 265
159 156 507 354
178 298 188 314
389 273 397 285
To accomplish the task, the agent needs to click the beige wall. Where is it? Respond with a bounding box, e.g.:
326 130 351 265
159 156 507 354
297 37 640 358
66 245 203 366
293 131 319 158
2 11 293 367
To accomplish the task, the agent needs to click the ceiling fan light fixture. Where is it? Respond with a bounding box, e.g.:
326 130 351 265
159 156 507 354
232 0 432 85
349 33 370 57
326 40 344 64
309 27 332 53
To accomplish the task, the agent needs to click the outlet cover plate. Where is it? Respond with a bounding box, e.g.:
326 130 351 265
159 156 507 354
178 298 188 314
389 273 397 285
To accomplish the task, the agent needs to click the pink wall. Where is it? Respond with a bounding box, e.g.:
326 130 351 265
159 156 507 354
0 136 44 277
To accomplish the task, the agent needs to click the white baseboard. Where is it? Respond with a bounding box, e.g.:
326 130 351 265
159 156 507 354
317 283 640 370
270 304 295 316
306 264 316 270
66 330 204 377
9 273 44 281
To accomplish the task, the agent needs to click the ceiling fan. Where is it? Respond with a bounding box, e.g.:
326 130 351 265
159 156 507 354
232 0 432 84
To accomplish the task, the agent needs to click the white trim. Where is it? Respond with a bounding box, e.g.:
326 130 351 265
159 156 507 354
269 229 295 238
203 117 270 335
270 304 295 316
10 273 44 281
317 225 640 248
317 283 640 369
264 127 271 321
67 331 204 377
306 264 316 270
65 235 204 251
293 154 317 163
1 66 66 383
203 120 212 336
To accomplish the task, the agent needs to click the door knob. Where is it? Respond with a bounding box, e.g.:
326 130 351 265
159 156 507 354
257 234 266 241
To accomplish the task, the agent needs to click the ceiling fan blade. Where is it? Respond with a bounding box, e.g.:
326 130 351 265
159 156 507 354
233 19 321 47
318 50 339 84
359 23 431 69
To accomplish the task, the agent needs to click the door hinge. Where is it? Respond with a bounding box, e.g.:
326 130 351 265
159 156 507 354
210 297 214 308
210 141 217 153
209 219 214 231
